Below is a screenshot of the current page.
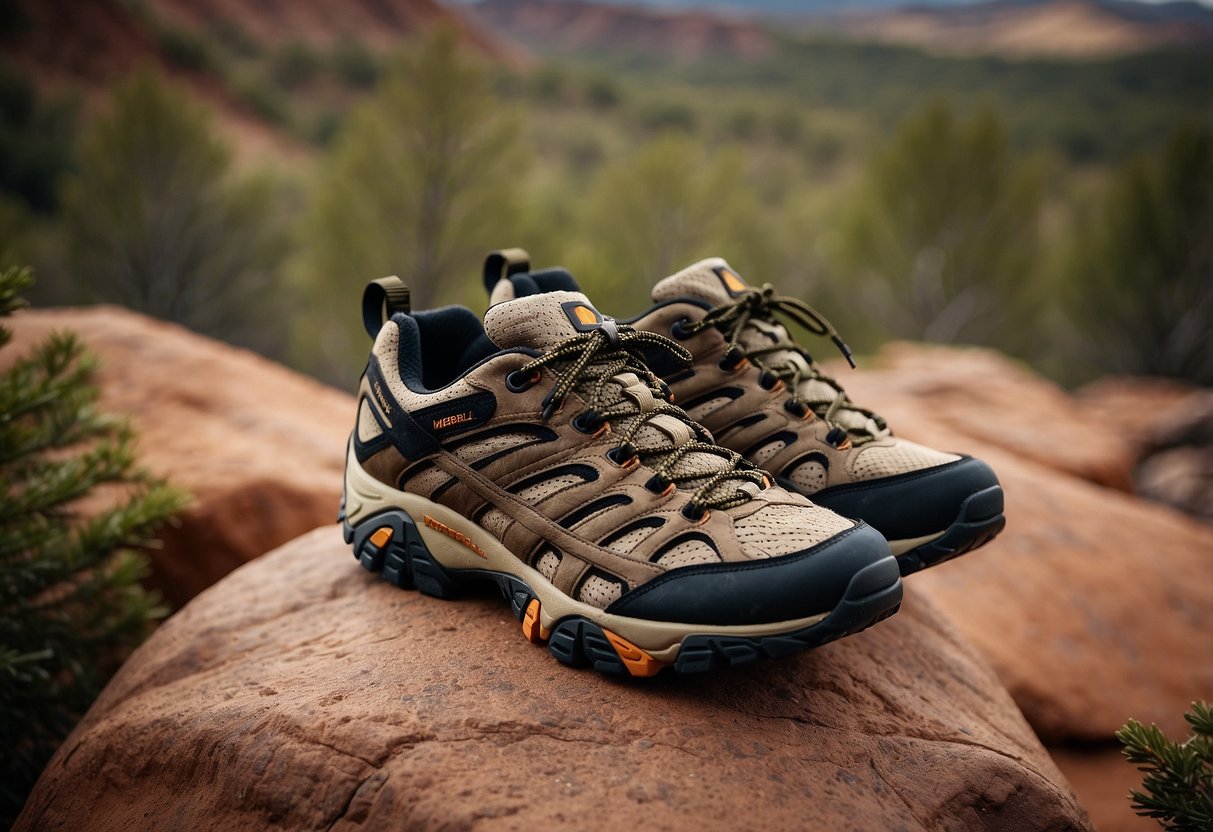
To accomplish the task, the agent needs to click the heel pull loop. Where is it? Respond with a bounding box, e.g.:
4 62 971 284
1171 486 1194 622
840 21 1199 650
362 276 411 338
482 248 531 294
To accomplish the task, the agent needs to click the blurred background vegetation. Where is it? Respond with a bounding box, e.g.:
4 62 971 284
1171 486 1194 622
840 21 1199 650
0 0 1210 388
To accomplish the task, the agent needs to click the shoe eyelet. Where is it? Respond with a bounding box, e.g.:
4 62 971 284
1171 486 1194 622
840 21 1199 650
825 427 852 450
572 410 601 434
607 442 638 468
506 369 539 393
670 318 692 340
718 347 748 372
680 504 709 524
758 370 781 391
645 474 672 495
784 399 808 419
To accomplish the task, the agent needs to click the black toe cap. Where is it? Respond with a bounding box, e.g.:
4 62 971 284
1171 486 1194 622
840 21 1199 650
604 522 894 626
810 455 1002 542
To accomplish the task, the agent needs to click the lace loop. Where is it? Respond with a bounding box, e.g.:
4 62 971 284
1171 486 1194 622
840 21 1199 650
517 324 764 512
682 284 887 443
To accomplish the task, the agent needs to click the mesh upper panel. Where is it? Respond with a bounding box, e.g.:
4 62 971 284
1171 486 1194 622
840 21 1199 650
578 573 624 608
850 440 959 479
480 508 512 541
604 524 661 554
750 440 786 467
786 459 828 492
535 547 561 581
733 503 851 557
655 539 721 568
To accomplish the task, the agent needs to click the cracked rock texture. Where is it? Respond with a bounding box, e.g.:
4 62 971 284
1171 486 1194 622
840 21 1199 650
5 307 351 607
17 527 1088 832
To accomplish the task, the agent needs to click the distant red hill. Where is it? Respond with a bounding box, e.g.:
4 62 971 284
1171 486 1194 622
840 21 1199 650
467 0 775 61
0 0 522 161
809 0 1213 58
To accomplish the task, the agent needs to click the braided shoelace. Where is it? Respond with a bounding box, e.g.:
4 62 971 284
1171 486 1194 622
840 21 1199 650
509 321 766 519
679 285 888 444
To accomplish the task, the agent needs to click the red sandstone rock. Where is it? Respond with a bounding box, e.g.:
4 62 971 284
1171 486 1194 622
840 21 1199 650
16 527 1089 832
831 343 1213 743
1051 747 1156 832
5 306 354 607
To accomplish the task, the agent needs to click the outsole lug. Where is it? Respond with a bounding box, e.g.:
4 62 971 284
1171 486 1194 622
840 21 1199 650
343 501 905 678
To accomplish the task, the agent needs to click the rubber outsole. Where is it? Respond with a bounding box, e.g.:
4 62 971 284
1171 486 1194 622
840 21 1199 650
337 498 903 677
894 485 1006 576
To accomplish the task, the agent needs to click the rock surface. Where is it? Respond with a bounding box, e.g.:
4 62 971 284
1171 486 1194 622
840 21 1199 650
5 306 355 606
833 343 1213 743
17 527 1089 832
1051 747 1156 832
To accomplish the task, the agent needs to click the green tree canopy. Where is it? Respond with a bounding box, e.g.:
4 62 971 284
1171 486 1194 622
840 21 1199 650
831 100 1042 350
1065 124 1213 384
297 27 528 383
570 132 778 312
60 68 286 356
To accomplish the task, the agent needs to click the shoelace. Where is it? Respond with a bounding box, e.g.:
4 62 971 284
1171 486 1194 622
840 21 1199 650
508 322 767 519
679 285 888 445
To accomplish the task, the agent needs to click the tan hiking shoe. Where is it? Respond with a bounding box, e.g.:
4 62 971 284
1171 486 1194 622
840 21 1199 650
486 253 1006 575
341 270 902 676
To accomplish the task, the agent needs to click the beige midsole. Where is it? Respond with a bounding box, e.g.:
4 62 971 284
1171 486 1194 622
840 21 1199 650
886 530 945 556
344 448 829 661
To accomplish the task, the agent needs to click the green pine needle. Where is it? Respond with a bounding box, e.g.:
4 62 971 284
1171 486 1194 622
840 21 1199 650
1117 702 1213 831
0 266 189 825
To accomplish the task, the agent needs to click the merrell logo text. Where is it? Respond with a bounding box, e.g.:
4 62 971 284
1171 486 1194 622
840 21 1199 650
432 411 474 431
423 515 487 558
372 381 392 415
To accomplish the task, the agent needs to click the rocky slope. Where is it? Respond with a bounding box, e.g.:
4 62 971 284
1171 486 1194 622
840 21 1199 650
16 527 1088 831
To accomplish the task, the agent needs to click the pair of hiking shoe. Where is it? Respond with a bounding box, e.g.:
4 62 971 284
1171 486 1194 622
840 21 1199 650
340 250 1005 677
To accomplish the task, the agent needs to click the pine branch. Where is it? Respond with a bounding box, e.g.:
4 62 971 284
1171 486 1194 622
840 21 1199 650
1118 702 1213 831
0 265 189 825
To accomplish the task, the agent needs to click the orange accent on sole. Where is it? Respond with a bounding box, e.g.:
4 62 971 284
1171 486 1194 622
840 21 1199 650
423 515 488 558
369 527 393 548
603 629 667 677
521 598 550 643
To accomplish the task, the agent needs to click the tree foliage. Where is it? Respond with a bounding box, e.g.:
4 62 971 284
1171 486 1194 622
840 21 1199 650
1118 701 1213 831
297 27 528 382
0 266 187 826
571 132 778 311
831 101 1043 349
1064 124 1213 384
59 68 287 356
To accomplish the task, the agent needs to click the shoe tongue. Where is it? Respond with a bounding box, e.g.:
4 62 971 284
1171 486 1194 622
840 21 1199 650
651 257 752 308
483 290 607 351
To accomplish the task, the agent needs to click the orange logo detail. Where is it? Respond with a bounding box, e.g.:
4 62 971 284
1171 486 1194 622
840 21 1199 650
572 305 599 325
719 268 747 293
432 411 474 431
423 515 487 558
